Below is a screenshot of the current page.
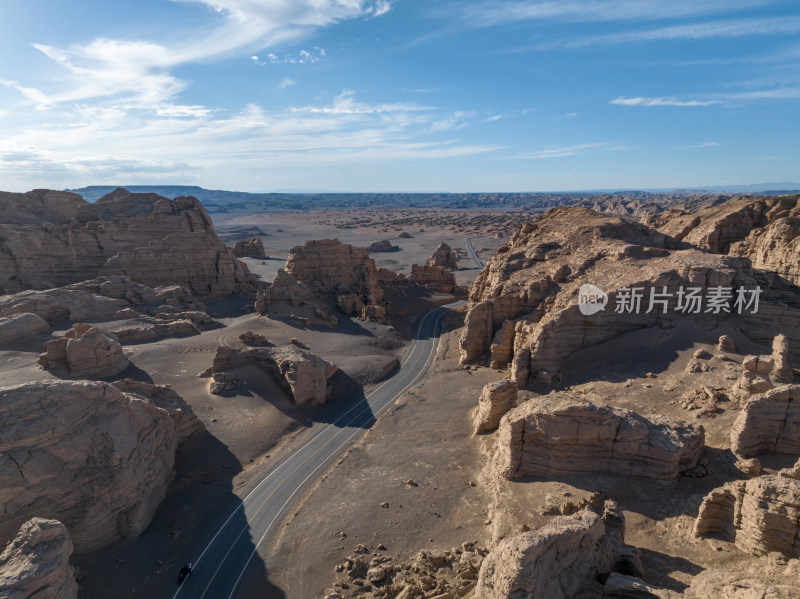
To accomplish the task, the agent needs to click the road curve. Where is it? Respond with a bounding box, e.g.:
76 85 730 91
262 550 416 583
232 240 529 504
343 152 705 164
464 237 483 268
172 301 461 599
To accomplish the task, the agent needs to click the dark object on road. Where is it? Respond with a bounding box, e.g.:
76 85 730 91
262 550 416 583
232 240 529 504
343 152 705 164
178 562 193 585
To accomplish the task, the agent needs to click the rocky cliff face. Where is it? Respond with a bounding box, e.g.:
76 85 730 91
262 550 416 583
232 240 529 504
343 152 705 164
474 502 630 599
645 194 800 285
493 393 704 484
0 188 256 298
731 384 800 457
0 518 77 599
459 208 753 383
693 475 800 557
0 380 183 552
264 239 383 313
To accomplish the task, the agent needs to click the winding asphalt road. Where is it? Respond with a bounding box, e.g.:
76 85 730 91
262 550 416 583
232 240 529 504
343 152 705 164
172 301 461 599
464 237 483 268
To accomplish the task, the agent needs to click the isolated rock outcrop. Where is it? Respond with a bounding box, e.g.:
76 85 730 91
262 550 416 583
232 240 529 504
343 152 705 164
730 384 800 457
425 242 458 269
474 502 633 598
473 379 518 434
0 518 77 599
493 393 704 483
367 240 399 253
0 188 255 298
110 319 200 344
693 474 800 557
231 237 266 258
39 324 129 379
264 239 382 313
0 380 180 552
0 313 49 343
210 344 337 405
408 264 456 293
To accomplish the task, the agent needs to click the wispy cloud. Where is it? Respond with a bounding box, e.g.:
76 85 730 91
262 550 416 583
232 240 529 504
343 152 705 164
505 142 611 159
278 78 298 89
251 47 327 65
452 1 778 28
685 141 721 148
3 1 387 110
610 96 718 107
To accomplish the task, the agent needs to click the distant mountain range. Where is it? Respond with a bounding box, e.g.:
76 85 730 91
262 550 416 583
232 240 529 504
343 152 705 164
64 183 800 213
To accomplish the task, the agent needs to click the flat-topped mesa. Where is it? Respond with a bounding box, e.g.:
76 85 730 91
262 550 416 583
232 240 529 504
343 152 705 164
39 324 129 379
693 475 800 558
0 188 256 298
231 237 266 258
425 242 459 269
493 393 704 484
457 205 795 385
0 380 183 552
0 518 77 599
263 239 383 314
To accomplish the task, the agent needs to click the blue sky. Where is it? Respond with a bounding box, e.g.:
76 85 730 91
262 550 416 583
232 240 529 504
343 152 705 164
0 0 799 192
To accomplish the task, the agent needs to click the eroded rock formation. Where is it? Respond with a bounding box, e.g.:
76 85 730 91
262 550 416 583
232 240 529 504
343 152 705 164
231 237 266 258
731 384 800 457
693 475 800 557
0 188 256 298
264 240 382 313
458 206 798 386
408 264 456 293
473 379 518 434
39 324 129 379
367 240 399 253
474 501 632 599
493 393 704 483
425 243 458 269
0 518 77 599
210 344 337 405
0 313 49 343
0 380 181 552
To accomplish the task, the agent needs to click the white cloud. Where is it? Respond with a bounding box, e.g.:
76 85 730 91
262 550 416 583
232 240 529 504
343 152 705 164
610 97 718 107
251 47 327 64
505 142 611 159
685 141 720 148
483 114 502 122
5 1 384 110
371 1 391 17
454 1 777 28
564 112 578 118
290 89 433 114
279 78 298 89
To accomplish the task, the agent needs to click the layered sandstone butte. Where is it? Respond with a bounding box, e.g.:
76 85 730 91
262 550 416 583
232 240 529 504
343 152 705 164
231 237 266 258
0 188 256 298
493 393 704 483
730 384 800 458
39 324 129 379
472 379 518 434
685 568 800 599
693 475 800 557
265 239 382 312
110 379 202 442
474 502 630 598
210 344 338 405
0 313 49 343
425 242 458 269
458 206 797 385
645 194 800 284
0 380 181 552
0 518 77 599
